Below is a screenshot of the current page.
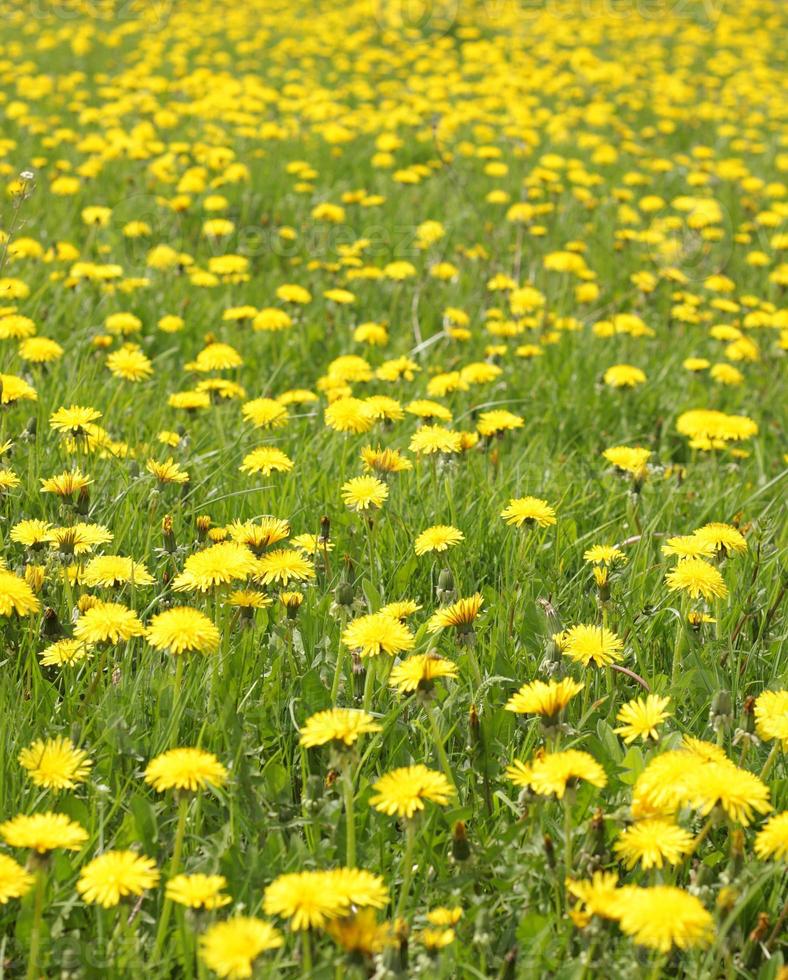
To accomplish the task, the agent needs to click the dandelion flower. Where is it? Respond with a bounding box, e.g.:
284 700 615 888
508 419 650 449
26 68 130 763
566 871 622 924
263 869 386 931
147 457 190 485
0 854 34 904
342 612 414 659
754 689 788 747
614 695 671 743
0 569 41 617
560 625 624 668
370 765 453 818
49 404 102 436
146 607 220 655
583 544 626 565
427 593 483 633
505 678 584 718
414 525 464 555
166 873 231 909
299 708 381 748
500 496 557 528
389 653 458 693
73 602 145 644
39 638 92 667
611 886 713 952
613 819 694 869
82 555 155 588
77 851 159 907
240 447 294 476
341 475 389 511
144 748 228 793
754 812 788 861
0 812 88 852
199 917 283 978
693 522 747 556
255 549 315 586
515 750 607 799
665 558 728 600
18 737 92 790
408 425 462 455
172 542 258 592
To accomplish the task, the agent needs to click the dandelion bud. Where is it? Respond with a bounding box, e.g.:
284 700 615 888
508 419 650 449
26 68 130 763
728 829 744 878
710 689 732 734
25 564 46 592
436 566 456 604
41 606 61 638
748 912 769 944
593 565 610 603
196 514 212 540
162 514 176 552
452 821 471 862
77 594 100 614
334 581 354 607
76 485 90 515
282 591 303 620
741 695 756 734
543 833 556 869
502 947 518 980
319 514 330 543
468 703 481 748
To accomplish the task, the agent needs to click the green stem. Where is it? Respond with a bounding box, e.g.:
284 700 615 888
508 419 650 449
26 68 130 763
423 700 457 795
688 811 716 857
330 630 346 705
671 599 686 686
342 766 356 868
301 929 313 975
153 794 189 962
563 799 573 878
170 655 184 747
395 821 417 918
759 742 779 781
362 659 376 712
26 864 46 980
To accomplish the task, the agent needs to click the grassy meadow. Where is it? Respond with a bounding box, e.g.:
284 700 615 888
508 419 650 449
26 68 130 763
0 0 786 976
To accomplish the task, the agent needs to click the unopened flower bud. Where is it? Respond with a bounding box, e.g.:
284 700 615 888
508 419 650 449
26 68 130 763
76 485 90 515
41 607 61 639
162 514 176 552
25 564 46 592
319 515 330 544
543 833 556 869
334 581 354 607
452 821 471 862
741 695 756 734
196 515 212 540
594 565 610 603
436 567 455 603
710 690 732 734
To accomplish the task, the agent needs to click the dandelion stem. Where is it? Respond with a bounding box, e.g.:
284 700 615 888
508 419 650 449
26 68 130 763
395 820 417 917
759 742 779 781
423 700 458 795
301 929 313 974
688 811 715 857
153 794 189 963
342 765 356 867
26 863 46 980
169 655 184 747
362 659 375 712
563 799 573 878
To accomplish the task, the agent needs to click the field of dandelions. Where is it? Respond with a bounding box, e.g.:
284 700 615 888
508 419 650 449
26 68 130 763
0 0 786 977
